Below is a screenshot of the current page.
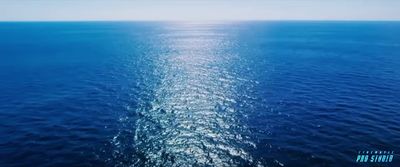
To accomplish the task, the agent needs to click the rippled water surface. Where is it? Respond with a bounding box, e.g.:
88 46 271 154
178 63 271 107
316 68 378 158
0 22 400 167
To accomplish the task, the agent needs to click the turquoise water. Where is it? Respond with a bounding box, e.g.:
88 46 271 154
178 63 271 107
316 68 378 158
0 22 400 166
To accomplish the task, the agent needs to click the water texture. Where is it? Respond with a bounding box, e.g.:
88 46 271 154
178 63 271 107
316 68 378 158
0 21 399 167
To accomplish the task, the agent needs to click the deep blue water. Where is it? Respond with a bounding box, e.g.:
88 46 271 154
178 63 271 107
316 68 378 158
0 21 400 167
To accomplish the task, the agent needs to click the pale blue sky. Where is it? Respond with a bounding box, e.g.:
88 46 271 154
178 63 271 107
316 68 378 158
0 0 399 21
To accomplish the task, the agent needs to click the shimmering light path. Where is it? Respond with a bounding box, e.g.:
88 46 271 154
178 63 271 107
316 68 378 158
132 23 258 166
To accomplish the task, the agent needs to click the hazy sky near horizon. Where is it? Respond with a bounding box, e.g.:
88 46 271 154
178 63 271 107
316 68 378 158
0 0 399 21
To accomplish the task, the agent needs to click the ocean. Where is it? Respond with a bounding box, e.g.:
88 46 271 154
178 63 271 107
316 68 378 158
0 21 399 167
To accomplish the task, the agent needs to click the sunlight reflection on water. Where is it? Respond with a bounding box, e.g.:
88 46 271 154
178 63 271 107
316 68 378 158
131 23 259 166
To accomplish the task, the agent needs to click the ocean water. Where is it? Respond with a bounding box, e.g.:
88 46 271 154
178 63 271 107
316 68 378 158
0 21 399 167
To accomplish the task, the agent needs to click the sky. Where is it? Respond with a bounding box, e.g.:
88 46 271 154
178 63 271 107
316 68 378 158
0 0 399 21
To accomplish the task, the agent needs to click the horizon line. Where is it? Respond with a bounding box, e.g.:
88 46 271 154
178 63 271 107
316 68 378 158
1 19 400 22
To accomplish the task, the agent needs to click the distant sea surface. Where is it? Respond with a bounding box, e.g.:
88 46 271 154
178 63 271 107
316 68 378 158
0 22 400 167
